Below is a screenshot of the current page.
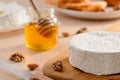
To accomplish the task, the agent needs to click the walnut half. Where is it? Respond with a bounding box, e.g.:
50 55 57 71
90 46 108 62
9 52 25 62
52 61 63 72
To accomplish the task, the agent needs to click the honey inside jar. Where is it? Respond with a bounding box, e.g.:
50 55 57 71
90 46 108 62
24 22 58 51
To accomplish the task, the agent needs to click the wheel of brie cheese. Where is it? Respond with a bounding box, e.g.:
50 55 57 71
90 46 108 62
69 31 120 75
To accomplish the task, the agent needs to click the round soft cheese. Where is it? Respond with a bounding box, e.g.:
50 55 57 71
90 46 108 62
69 31 120 75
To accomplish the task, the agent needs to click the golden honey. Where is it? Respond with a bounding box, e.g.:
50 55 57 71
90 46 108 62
24 23 58 51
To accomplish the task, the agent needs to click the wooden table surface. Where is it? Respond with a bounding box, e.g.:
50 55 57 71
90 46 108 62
0 0 120 80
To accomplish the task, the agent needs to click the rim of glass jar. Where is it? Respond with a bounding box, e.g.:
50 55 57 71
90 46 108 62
24 6 55 24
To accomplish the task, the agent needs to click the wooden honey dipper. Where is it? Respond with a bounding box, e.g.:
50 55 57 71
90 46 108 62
29 0 56 38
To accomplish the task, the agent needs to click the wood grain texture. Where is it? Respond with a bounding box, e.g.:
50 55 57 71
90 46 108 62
43 22 120 80
106 22 120 32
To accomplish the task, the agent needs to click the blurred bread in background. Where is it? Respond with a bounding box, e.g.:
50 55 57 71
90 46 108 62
45 0 89 5
104 0 120 6
45 0 107 12
62 1 107 12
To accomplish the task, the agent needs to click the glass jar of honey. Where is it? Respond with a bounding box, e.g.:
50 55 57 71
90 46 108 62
24 7 58 51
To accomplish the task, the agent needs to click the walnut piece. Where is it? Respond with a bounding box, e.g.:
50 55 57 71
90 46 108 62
9 52 24 62
29 77 40 80
52 61 63 72
76 27 88 34
62 32 70 37
76 30 82 34
27 63 39 71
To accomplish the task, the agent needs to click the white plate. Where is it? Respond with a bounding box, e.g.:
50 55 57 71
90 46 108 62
55 6 120 20
0 2 28 33
0 26 23 33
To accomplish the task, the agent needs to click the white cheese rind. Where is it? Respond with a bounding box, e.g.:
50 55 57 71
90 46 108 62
69 32 120 75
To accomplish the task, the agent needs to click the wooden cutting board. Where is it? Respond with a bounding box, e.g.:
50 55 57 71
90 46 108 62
43 22 120 80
